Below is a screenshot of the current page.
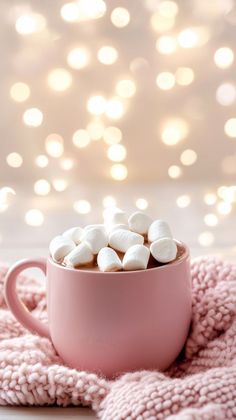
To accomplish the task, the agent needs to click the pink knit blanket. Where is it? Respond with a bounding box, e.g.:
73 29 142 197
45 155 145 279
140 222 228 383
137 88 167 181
1 256 236 419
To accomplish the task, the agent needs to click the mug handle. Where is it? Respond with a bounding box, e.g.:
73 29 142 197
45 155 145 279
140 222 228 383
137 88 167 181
4 258 50 338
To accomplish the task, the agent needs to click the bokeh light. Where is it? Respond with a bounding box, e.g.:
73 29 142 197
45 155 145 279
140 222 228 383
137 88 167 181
156 72 175 90
175 67 194 86
60 158 74 170
34 179 51 196
103 126 122 144
10 82 30 102
35 155 49 168
214 47 234 69
224 118 236 138
103 195 117 207
60 2 80 22
204 193 217 205
110 163 128 180
150 12 175 33
198 231 215 247
178 28 198 48
23 108 43 127
45 134 64 157
47 68 72 92
52 179 68 192
115 79 136 98
97 46 118 65
87 95 106 115
107 144 127 162
15 13 46 35
168 165 182 178
86 120 104 140
216 83 236 106
180 149 198 166
67 47 90 69
111 7 130 28
217 201 232 215
25 209 44 226
6 152 23 168
156 35 177 54
204 213 218 226
161 118 189 145
105 97 124 120
72 129 91 148
176 195 191 208
135 198 149 210
73 199 91 214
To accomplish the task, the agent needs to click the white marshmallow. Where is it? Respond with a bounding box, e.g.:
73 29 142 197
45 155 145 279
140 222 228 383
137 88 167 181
103 207 127 226
64 242 94 268
123 244 150 271
50 236 76 262
62 227 83 244
81 227 108 254
148 219 172 243
84 224 106 233
109 229 144 253
106 223 129 235
150 237 177 263
128 211 153 235
97 247 122 272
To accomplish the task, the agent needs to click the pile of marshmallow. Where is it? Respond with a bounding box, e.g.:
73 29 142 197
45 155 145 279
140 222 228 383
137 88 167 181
49 208 178 272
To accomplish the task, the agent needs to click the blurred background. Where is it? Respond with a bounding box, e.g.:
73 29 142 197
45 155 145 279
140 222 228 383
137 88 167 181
1 0 236 260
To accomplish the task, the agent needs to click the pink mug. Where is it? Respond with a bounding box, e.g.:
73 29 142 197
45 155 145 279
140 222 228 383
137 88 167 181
4 241 192 378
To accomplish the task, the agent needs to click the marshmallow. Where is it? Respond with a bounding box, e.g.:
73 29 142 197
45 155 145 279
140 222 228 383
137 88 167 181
84 224 106 233
97 247 122 272
49 236 76 262
109 229 144 253
148 220 172 243
62 227 83 244
128 211 153 235
103 207 127 226
150 237 177 263
106 223 129 235
123 244 150 271
64 242 94 268
81 227 108 254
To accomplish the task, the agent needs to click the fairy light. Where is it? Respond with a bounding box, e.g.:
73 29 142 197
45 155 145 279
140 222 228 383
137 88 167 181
115 79 136 98
204 193 217 205
87 95 106 115
23 108 43 127
15 13 46 35
67 47 90 69
103 195 117 207
107 144 127 162
6 152 23 168
156 72 175 90
158 1 179 17
35 155 49 168
10 82 30 102
110 163 128 180
25 209 44 226
34 179 51 196
175 67 194 86
60 2 80 22
204 213 218 226
224 118 236 138
86 120 104 140
156 35 177 54
214 47 234 69
176 195 191 208
198 231 215 247
178 28 198 48
73 200 91 214
105 97 124 120
161 118 189 145
48 68 72 92
60 158 74 170
103 126 122 144
168 165 182 179
52 179 68 192
77 0 106 21
150 13 175 33
45 134 64 158
97 46 118 65
180 149 198 166
217 201 232 215
135 198 149 210
111 7 130 28
72 129 91 148
216 83 236 106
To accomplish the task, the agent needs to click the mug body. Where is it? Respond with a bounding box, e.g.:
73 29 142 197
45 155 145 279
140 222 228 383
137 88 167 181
47 243 192 378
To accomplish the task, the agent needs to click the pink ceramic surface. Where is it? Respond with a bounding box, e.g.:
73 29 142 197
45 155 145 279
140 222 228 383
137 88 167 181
4 241 192 378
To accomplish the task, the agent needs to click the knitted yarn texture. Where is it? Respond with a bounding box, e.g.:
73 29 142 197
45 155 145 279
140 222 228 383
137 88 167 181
0 256 236 419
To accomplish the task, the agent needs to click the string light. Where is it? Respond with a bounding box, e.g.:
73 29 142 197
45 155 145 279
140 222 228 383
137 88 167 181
60 3 80 22
150 13 175 33
161 118 189 145
214 47 234 69
103 195 117 207
178 28 198 48
10 82 30 102
6 153 23 168
135 198 149 210
67 47 90 69
73 200 91 214
198 231 215 247
168 165 182 178
115 79 136 98
87 95 106 115
156 72 175 90
216 83 236 106
217 201 232 215
34 179 51 196
111 7 130 28
103 126 122 144
175 67 194 86
61 0 106 22
72 129 91 148
60 158 74 170
105 97 124 120
86 120 104 140
47 68 72 92
204 213 218 226
156 35 177 54
204 193 217 205
176 195 191 207
107 144 127 162
23 108 43 127
25 209 44 226
35 155 49 168
180 149 198 166
97 46 118 65
15 13 46 35
224 118 236 138
110 163 128 180
52 179 68 192
45 134 64 158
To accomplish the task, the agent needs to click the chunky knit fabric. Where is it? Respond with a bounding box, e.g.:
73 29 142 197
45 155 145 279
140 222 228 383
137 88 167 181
0 256 236 419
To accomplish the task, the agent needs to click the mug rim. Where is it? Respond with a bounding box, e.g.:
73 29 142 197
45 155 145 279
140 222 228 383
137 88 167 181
48 239 190 275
